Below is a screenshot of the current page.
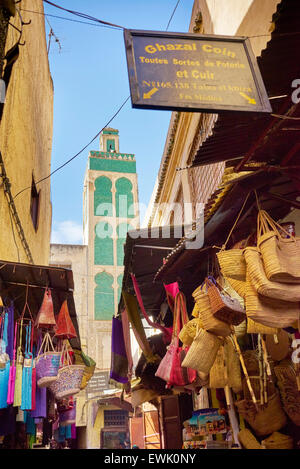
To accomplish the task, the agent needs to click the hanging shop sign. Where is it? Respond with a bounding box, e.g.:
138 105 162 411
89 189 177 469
124 29 272 114
86 371 110 395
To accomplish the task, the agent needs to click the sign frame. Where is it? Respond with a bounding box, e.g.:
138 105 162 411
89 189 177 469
124 29 272 114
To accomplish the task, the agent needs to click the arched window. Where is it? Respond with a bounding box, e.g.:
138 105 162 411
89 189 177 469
115 177 134 219
94 176 113 216
94 221 114 265
94 272 114 320
117 223 133 266
117 274 123 303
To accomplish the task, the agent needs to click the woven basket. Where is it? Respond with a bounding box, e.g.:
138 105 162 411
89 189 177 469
36 352 61 388
191 303 200 318
257 210 300 283
262 432 293 449
206 278 246 326
178 318 203 347
216 249 246 280
193 288 231 337
131 385 159 408
234 320 247 338
245 274 299 328
242 350 260 376
35 333 61 388
247 318 278 335
244 247 300 301
238 428 263 449
235 392 287 437
274 364 300 426
181 328 222 375
52 364 85 400
224 277 246 299
209 339 241 390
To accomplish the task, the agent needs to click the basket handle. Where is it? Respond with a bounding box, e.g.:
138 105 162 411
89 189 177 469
258 210 296 242
220 192 251 251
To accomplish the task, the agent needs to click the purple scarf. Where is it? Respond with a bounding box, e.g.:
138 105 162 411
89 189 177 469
109 317 128 384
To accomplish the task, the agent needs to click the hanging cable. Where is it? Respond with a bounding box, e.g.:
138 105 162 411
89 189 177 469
13 96 130 200
166 0 181 31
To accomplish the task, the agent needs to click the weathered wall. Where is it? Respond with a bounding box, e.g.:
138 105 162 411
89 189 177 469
0 0 53 265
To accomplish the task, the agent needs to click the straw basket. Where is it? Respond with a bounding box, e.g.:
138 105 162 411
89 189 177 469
244 247 300 301
245 275 299 328
224 277 246 299
242 350 260 376
209 339 241 390
50 341 84 400
216 249 246 280
35 333 61 388
193 288 231 337
257 210 300 283
131 385 158 408
247 318 278 335
242 377 276 402
262 432 293 450
191 303 200 318
265 330 290 362
234 320 247 338
181 328 222 375
206 278 246 326
238 429 263 450
274 364 300 426
235 392 287 437
179 318 203 347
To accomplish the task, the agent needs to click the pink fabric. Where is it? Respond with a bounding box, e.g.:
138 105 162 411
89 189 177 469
164 282 180 299
121 309 133 380
7 322 17 404
131 273 173 344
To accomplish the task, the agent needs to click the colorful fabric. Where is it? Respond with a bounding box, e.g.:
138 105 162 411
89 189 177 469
21 323 33 411
0 312 10 409
110 317 128 384
122 291 157 363
121 308 133 380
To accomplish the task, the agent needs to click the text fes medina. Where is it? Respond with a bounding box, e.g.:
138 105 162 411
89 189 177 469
144 42 236 58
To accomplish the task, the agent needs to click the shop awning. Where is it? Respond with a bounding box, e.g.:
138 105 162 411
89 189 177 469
119 225 197 319
0 259 81 350
189 0 300 170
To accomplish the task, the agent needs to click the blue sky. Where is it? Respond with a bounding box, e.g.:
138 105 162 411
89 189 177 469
41 0 194 244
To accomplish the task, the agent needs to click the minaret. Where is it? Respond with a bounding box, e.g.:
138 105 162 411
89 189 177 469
83 127 139 371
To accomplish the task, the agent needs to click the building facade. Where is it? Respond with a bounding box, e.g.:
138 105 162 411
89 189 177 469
50 128 139 448
0 0 53 265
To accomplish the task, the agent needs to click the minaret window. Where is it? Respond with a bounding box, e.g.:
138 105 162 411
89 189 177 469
94 272 114 320
94 221 114 265
94 176 113 217
115 177 134 219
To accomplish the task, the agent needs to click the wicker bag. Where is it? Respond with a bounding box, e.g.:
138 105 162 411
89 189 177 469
206 277 246 326
262 432 293 449
50 341 84 400
245 274 300 328
192 284 231 337
265 330 290 362
235 392 287 437
257 210 300 283
35 332 61 388
181 328 222 375
224 277 246 299
209 339 241 391
247 318 278 335
274 363 300 426
244 247 300 301
238 428 263 450
191 303 200 318
216 249 246 281
178 318 203 347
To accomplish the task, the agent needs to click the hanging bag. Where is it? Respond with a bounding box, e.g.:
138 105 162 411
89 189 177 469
192 281 231 336
35 332 61 387
244 246 300 301
50 340 84 399
7 321 18 405
155 292 196 388
257 209 300 283
54 300 77 339
206 276 246 325
181 327 222 374
35 288 57 329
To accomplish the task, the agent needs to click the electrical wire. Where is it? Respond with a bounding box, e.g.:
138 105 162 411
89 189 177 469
166 0 181 31
43 0 125 30
20 8 123 30
13 96 130 199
